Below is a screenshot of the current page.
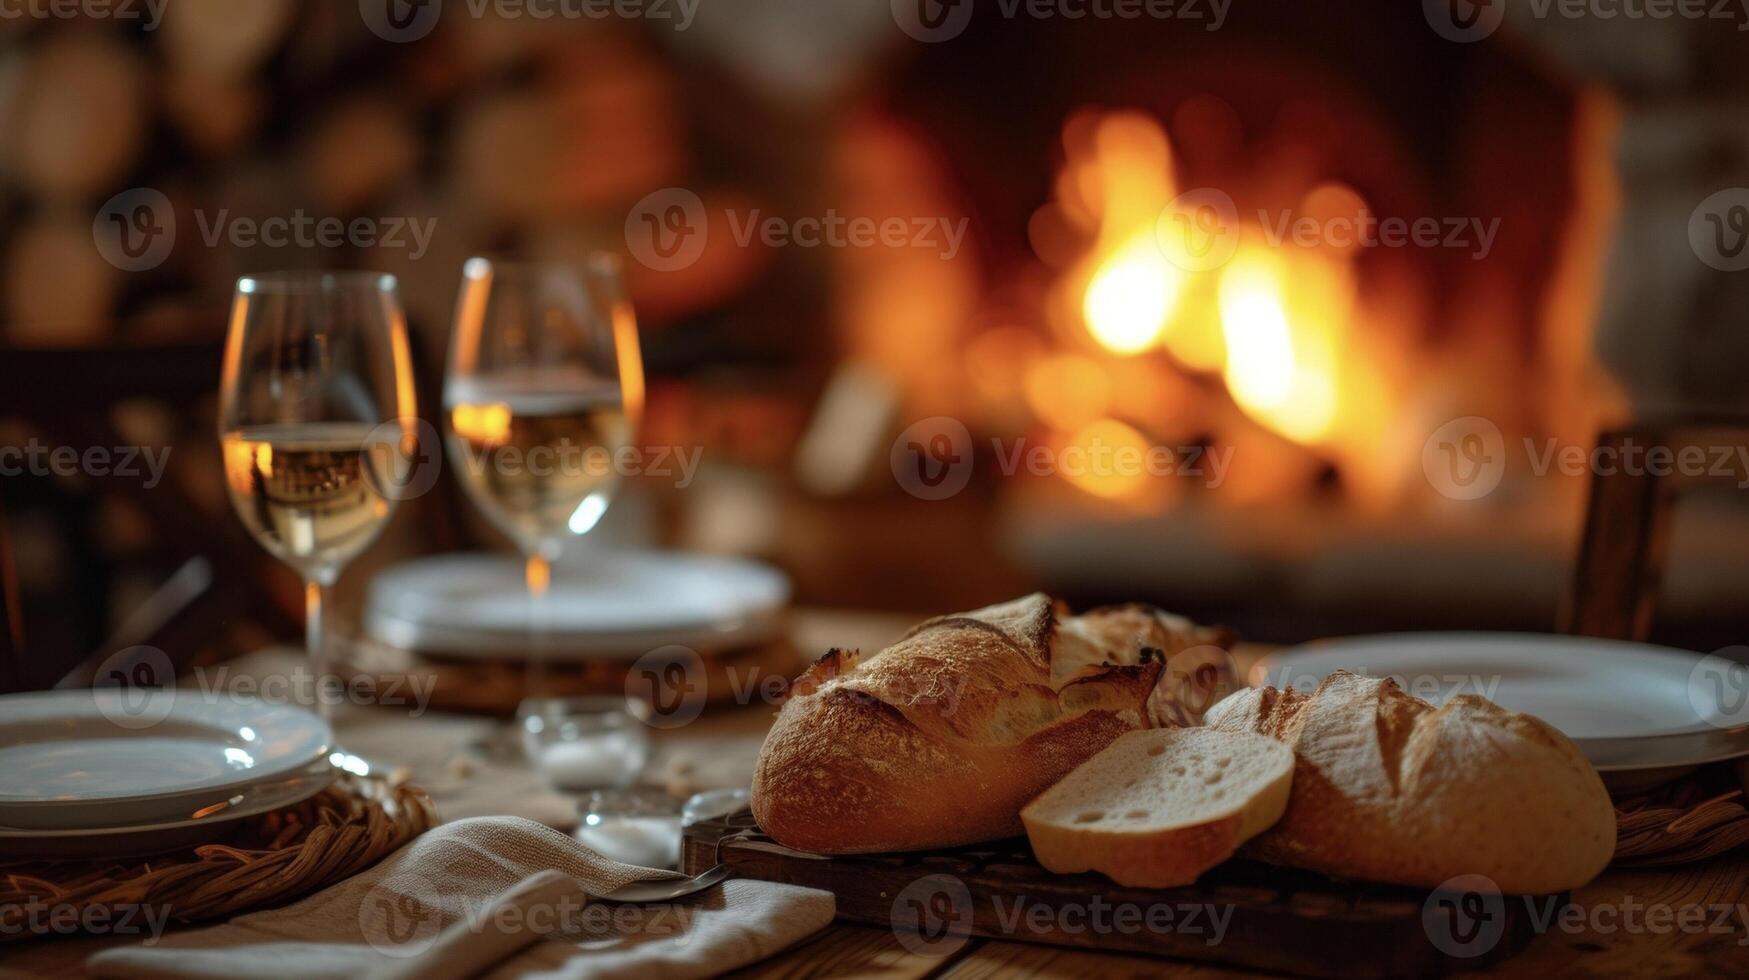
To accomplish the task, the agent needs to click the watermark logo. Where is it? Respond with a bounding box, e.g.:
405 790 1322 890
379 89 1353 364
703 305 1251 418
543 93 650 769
625 188 708 272
1422 416 1506 501
892 0 976 42
362 417 443 503
1687 647 1749 729
891 873 975 956
361 0 444 42
360 871 449 957
1154 644 1239 726
92 645 177 730
1157 188 1240 272
626 645 708 729
891 417 975 501
1690 188 1749 272
1423 0 1505 41
1423 873 1506 958
94 188 176 273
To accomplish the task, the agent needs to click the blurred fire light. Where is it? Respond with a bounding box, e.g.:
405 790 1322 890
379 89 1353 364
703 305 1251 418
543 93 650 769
1062 109 1351 451
1082 234 1180 355
1058 417 1155 503
1217 248 1338 444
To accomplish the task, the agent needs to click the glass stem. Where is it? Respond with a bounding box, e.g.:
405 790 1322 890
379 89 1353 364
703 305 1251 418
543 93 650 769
305 578 331 720
525 552 552 714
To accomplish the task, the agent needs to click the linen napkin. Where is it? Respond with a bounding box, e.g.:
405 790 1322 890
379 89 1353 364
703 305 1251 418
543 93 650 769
85 817 835 980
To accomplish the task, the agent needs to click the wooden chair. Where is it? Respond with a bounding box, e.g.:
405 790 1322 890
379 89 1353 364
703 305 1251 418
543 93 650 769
1562 420 1749 642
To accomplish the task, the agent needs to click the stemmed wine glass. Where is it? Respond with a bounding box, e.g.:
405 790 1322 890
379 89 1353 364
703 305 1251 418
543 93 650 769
219 271 419 720
443 256 644 756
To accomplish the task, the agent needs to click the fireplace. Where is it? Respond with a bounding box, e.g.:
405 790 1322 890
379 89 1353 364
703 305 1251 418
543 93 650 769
817 3 1749 643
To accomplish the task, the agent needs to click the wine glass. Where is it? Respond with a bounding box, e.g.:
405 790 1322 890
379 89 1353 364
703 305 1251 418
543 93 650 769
443 255 644 758
219 271 418 720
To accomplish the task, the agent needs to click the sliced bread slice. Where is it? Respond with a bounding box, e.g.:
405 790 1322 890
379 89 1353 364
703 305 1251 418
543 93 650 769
1020 727 1294 888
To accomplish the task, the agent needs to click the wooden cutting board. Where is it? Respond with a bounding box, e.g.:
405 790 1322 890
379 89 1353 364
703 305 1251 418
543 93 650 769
681 810 1562 978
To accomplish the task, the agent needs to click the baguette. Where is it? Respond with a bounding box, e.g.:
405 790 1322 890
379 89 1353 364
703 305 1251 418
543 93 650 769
751 594 1232 854
1022 728 1295 887
1204 670 1616 893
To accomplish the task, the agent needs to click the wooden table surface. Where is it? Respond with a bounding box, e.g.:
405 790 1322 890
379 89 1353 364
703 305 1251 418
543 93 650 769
5 609 1747 977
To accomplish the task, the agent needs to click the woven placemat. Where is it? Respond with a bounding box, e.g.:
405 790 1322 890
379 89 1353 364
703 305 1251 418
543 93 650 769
1613 760 1749 867
340 636 807 716
0 773 436 943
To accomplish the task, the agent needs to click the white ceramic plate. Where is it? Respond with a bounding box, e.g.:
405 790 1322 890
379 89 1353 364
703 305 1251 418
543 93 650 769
1250 633 1749 775
0 690 334 829
363 550 791 661
0 759 334 860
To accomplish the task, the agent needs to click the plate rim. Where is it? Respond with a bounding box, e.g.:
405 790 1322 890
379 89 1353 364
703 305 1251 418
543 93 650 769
0 761 336 839
367 549 790 629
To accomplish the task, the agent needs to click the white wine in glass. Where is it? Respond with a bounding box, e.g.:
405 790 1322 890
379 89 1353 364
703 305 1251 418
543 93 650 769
445 371 632 553
222 421 400 575
219 272 418 718
443 256 644 752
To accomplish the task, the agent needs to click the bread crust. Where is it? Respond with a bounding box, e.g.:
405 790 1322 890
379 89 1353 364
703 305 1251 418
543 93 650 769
751 594 1230 854
1205 671 1617 893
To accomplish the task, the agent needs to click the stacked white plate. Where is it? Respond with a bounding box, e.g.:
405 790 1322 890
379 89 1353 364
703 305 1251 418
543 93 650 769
1250 633 1749 790
0 690 334 857
364 550 791 661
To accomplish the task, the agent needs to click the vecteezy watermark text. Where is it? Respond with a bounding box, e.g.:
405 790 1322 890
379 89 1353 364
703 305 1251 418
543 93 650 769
1155 189 1501 270
1425 0 1749 44
90 646 440 730
0 0 166 28
624 188 969 272
0 440 170 489
888 416 1233 501
360 864 697 958
1425 875 1749 958
889 873 1233 957
93 188 438 272
1252 666 1503 704
893 0 1230 43
1422 417 1749 501
192 210 437 261
0 900 173 943
446 440 703 491
359 0 699 42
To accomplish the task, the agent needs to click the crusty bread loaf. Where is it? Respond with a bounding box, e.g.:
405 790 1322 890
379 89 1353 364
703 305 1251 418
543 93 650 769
1204 671 1616 893
1022 728 1294 887
751 594 1232 854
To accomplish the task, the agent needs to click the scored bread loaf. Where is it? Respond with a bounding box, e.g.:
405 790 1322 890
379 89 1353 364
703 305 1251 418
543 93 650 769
1204 670 1616 894
1022 728 1295 887
751 594 1232 854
